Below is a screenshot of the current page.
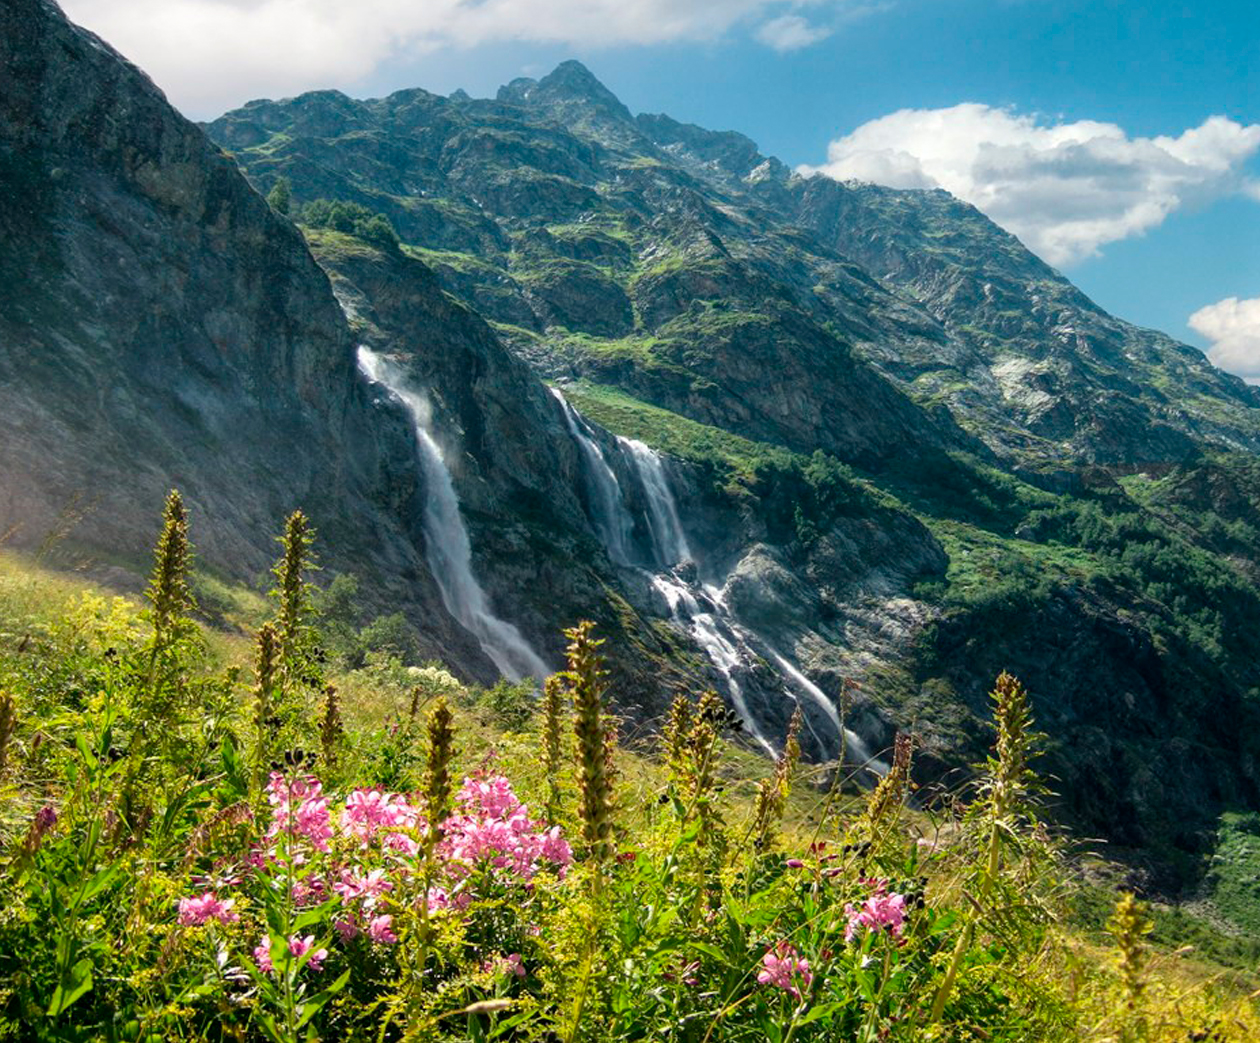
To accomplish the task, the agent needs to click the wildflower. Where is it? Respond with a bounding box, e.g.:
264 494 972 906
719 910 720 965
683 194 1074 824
254 934 329 973
253 935 274 974
785 858 805 869
333 867 393 906
333 916 360 941
757 941 812 1000
32 804 57 839
288 935 328 971
844 891 907 943
177 892 239 926
367 915 398 944
265 773 334 852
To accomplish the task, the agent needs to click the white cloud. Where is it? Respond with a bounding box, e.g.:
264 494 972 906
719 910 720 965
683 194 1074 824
800 104 1260 267
756 14 832 51
1189 296 1260 384
60 0 853 116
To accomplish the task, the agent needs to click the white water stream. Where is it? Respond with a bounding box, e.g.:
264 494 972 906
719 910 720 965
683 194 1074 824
359 348 550 681
549 388 634 566
551 390 879 769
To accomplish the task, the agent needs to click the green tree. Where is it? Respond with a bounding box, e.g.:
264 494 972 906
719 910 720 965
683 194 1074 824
266 176 292 215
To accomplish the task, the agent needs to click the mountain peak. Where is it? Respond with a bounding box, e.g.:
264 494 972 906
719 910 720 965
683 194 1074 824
497 59 632 124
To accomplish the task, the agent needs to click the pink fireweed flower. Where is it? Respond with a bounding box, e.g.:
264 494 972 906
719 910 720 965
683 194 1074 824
341 789 423 845
844 891 907 943
288 935 328 971
177 892 239 926
254 934 330 974
333 867 393 905
265 773 334 853
253 934 274 974
757 941 812 1000
483 952 526 978
436 775 572 883
367 914 398 944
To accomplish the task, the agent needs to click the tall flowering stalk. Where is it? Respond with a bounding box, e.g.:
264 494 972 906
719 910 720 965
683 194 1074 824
0 691 15 777
662 692 693 785
980 672 1041 894
252 624 280 793
855 732 913 855
1108 891 1152 1042
752 706 802 853
271 510 318 693
422 697 456 830
565 622 615 865
931 672 1043 1025
541 675 567 820
146 489 195 650
318 684 344 777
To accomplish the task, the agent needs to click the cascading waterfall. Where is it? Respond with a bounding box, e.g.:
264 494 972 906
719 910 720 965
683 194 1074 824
550 389 882 771
358 348 550 681
652 572 776 757
618 437 692 567
549 388 634 566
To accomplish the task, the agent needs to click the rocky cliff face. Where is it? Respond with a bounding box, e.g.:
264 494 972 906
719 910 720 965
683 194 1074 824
0 0 571 674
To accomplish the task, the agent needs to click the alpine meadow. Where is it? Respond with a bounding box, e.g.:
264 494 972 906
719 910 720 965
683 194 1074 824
2 0 1259 1039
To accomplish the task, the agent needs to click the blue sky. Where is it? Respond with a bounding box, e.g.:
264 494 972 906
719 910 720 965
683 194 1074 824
64 0 1260 374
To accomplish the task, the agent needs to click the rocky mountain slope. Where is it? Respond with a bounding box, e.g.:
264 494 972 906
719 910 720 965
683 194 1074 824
204 63 1260 887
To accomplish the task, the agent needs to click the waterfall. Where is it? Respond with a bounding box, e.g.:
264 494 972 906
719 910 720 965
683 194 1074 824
765 647 883 773
358 348 550 682
549 388 634 566
619 437 692 567
551 393 879 771
653 573 776 757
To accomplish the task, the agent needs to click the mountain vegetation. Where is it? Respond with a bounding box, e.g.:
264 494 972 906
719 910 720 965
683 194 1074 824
1 503 1257 1041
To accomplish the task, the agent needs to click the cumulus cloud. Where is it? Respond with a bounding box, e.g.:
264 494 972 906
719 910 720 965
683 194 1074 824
801 104 1260 266
756 14 832 51
1189 296 1260 383
60 0 851 116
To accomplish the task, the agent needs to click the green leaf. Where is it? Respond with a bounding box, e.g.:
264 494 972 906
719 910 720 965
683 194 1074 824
796 1000 847 1026
686 942 727 964
80 863 121 902
295 969 350 1029
254 1012 286 1043
46 957 93 1016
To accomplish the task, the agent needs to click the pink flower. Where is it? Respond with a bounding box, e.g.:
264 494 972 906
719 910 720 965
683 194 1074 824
844 891 907 943
333 916 360 941
254 934 274 974
435 775 572 883
265 774 334 853
785 859 805 869
484 952 526 978
254 934 330 974
289 934 328 971
757 941 812 1000
334 867 393 905
367 915 398 944
177 892 239 926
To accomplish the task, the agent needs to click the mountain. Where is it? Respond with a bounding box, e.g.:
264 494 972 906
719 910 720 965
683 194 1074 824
204 64 1260 886
2 1 1258 899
